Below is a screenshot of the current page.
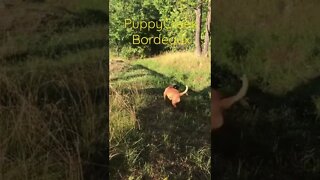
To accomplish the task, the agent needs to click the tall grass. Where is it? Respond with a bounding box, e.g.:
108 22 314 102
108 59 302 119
134 52 211 91
214 0 320 95
0 1 107 179
1 53 107 179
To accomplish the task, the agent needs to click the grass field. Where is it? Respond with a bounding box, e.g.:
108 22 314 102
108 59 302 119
0 1 107 179
109 52 211 179
2 0 320 179
213 0 320 179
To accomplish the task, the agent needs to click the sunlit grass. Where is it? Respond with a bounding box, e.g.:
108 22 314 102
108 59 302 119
109 51 210 179
134 51 210 91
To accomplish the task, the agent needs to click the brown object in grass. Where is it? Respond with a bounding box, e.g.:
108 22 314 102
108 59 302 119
163 85 188 108
212 75 248 130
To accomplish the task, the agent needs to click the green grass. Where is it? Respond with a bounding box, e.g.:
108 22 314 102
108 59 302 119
109 52 211 179
133 52 211 91
0 1 107 179
214 0 320 95
213 0 320 179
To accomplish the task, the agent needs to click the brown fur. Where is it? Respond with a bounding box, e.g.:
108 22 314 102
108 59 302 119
212 75 248 130
163 85 188 108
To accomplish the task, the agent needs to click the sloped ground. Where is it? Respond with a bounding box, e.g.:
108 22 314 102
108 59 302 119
109 59 211 179
0 1 108 179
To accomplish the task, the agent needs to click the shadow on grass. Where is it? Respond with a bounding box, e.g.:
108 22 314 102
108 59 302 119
1 6 107 63
110 64 211 179
36 7 108 33
212 63 320 180
3 39 105 63
1 3 108 180
55 8 108 29
112 64 203 95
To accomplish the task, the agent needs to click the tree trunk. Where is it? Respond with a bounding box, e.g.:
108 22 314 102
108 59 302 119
203 0 211 57
194 0 202 56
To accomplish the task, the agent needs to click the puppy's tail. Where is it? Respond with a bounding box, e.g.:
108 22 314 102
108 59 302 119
179 85 188 96
221 75 248 109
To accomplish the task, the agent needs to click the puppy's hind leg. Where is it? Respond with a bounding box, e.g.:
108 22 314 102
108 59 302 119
172 102 177 108
163 90 167 100
171 98 180 108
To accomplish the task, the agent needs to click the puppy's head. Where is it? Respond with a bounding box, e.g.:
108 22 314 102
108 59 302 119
172 84 179 90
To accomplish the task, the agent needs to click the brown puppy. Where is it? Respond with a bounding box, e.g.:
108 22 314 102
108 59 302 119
212 75 248 130
163 85 188 108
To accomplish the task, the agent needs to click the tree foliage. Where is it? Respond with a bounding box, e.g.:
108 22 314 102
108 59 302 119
110 0 210 59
